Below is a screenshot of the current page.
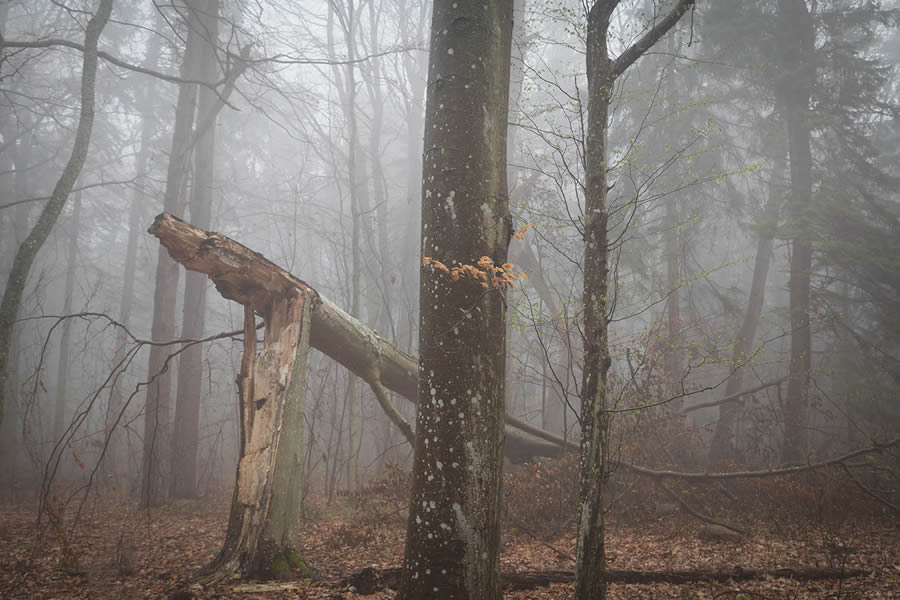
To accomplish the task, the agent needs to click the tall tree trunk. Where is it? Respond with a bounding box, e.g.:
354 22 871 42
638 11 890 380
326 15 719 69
104 12 164 490
397 1 513 598
327 0 365 496
576 3 694 598
141 0 205 506
365 0 401 472
0 0 112 429
53 193 81 442
709 147 783 464
777 0 815 464
172 0 218 500
397 0 428 356
577 7 615 598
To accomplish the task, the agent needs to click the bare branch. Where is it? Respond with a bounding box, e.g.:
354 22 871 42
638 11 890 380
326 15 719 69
611 0 695 79
621 437 900 480
681 377 788 415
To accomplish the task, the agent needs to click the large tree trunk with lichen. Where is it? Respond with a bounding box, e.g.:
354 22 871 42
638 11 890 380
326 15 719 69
397 2 513 598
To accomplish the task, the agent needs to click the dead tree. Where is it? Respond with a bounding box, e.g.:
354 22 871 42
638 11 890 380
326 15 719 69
148 212 562 464
150 213 314 581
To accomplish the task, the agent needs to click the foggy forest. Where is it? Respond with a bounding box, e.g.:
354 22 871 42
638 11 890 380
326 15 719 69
1 0 898 598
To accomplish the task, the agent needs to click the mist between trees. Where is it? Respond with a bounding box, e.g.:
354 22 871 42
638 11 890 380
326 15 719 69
0 1 898 599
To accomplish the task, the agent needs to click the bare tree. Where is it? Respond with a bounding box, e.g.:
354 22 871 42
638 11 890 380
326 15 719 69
141 0 205 507
576 2 695 598
0 0 113 429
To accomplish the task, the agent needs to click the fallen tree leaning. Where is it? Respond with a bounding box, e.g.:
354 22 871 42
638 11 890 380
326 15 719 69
149 212 561 462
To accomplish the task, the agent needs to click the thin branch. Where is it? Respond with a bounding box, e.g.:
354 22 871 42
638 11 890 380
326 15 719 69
681 377 788 415
3 38 230 89
0 177 139 211
620 437 900 480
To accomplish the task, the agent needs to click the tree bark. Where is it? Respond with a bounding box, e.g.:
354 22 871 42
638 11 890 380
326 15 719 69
172 0 219 500
397 2 513 597
200 294 313 581
0 0 112 429
577 5 615 598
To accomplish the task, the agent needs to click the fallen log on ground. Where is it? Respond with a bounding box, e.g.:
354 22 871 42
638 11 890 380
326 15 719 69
149 212 562 462
343 565 873 594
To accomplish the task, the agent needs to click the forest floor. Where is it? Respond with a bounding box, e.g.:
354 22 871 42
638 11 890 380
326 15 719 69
0 489 898 600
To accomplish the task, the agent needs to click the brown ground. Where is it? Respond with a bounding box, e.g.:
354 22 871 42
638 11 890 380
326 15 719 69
0 491 897 599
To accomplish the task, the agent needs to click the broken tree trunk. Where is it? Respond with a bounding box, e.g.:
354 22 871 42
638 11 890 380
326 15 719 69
148 212 562 462
170 233 314 581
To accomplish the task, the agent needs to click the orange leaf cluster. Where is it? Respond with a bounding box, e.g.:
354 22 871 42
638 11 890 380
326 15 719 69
423 255 529 289
511 222 534 240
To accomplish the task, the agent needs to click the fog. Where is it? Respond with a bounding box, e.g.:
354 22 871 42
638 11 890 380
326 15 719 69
0 0 898 596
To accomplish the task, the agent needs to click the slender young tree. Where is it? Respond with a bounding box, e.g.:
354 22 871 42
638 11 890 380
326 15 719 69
0 0 113 429
576 2 694 598
397 1 513 598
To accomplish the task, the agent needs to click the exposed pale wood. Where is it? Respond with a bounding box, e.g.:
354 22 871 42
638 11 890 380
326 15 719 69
149 212 563 462
200 294 312 581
